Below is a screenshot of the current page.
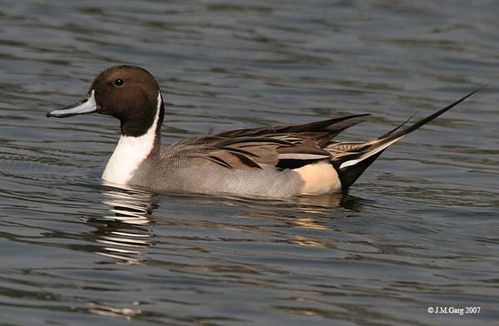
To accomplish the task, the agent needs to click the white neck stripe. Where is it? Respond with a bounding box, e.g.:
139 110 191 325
102 92 162 185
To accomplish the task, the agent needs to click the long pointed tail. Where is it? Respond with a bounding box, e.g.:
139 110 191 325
330 87 483 193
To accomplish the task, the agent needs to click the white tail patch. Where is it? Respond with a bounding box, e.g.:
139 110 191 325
339 136 403 170
278 153 330 160
102 92 161 185
295 162 342 195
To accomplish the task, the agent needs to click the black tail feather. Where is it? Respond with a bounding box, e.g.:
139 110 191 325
378 86 483 145
334 87 482 193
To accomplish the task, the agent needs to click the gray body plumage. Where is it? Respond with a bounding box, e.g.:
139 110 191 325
131 149 304 197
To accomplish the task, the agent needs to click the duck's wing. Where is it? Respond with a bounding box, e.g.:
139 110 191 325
169 114 369 171
214 114 369 147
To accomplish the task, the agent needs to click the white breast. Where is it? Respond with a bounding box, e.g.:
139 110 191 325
102 93 161 185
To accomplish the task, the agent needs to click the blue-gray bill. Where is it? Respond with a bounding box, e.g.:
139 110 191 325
47 90 98 118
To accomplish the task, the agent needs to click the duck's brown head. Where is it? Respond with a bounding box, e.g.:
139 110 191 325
47 65 164 137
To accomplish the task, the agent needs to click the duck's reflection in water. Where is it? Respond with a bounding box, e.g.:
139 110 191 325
87 185 364 265
86 185 157 265
187 193 368 250
83 186 369 320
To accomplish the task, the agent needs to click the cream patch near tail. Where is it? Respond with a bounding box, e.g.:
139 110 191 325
295 162 342 195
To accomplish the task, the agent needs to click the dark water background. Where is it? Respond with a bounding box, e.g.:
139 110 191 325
1 1 498 325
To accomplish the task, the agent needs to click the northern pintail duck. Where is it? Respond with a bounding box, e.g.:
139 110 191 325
47 65 479 198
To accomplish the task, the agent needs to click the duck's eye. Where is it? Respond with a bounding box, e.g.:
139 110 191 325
114 79 124 87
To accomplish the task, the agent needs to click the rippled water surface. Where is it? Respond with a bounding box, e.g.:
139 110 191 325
1 1 499 325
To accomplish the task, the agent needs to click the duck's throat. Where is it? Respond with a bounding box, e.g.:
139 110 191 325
102 93 162 185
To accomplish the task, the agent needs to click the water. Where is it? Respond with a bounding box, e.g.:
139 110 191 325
1 0 498 325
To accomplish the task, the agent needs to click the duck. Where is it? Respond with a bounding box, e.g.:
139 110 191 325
47 65 479 198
